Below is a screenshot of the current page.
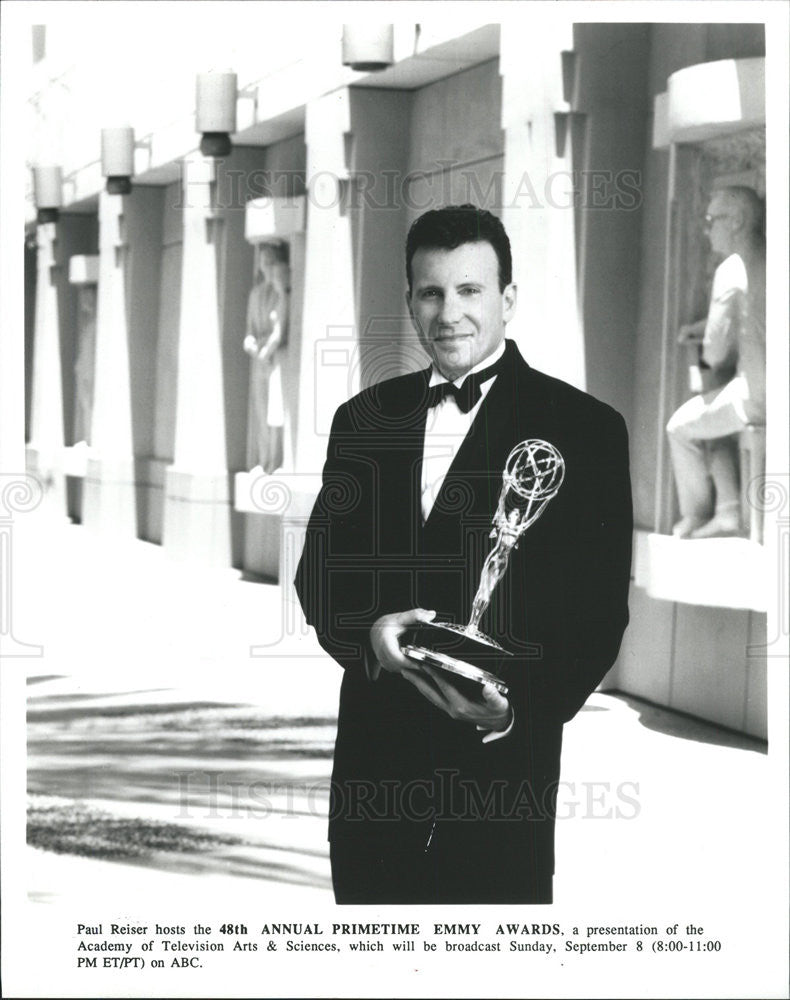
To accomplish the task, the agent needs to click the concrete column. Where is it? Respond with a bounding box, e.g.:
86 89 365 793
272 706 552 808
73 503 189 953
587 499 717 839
500 25 586 389
295 88 360 480
82 187 163 537
61 255 99 523
347 88 412 385
26 221 67 517
162 156 233 567
81 192 137 535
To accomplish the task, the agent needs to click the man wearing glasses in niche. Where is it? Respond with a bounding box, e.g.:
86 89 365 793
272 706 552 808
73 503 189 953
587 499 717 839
667 185 766 539
295 205 633 904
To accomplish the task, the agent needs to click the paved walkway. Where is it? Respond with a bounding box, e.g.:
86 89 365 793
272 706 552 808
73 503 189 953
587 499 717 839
10 518 772 911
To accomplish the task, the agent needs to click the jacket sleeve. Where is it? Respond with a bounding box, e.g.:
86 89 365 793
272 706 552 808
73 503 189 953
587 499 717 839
533 409 633 724
293 403 376 672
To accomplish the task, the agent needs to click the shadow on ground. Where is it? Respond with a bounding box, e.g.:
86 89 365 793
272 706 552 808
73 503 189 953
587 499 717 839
27 691 336 892
606 690 767 753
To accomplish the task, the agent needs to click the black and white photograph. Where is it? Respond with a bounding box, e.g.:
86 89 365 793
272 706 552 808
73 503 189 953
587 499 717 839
1 2 788 997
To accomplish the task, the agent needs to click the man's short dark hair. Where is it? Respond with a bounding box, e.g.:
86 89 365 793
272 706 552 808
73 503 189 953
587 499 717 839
405 204 513 292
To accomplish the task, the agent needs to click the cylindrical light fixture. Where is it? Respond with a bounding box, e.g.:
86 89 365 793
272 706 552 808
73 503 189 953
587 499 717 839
196 71 237 158
101 126 135 195
342 25 394 72
33 165 63 224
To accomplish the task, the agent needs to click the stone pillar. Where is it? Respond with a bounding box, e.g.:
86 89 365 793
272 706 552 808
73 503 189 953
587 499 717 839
295 88 361 480
82 186 163 537
26 221 67 518
61 255 99 523
347 88 412 385
162 156 233 567
500 26 586 389
81 192 137 535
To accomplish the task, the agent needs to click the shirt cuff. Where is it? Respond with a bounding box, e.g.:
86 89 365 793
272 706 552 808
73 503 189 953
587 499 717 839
477 705 514 744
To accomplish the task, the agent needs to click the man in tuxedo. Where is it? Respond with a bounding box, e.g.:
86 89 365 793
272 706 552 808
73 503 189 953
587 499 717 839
295 205 632 904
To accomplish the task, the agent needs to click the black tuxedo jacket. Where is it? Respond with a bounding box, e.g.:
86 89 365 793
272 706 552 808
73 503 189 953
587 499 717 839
295 339 632 899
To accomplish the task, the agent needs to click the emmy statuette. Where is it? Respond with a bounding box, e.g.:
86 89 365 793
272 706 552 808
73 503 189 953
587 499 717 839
401 439 565 695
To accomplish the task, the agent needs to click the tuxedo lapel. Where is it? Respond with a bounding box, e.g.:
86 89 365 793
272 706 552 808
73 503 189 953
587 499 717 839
366 368 431 556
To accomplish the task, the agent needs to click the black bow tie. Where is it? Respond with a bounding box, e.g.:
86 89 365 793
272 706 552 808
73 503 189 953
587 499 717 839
425 353 506 414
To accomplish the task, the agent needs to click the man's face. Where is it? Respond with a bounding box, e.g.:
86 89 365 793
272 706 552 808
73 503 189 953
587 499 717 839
705 194 736 256
407 241 516 381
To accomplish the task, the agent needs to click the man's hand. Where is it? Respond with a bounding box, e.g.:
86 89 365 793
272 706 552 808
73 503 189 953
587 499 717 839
677 320 705 345
369 608 436 675
402 662 511 731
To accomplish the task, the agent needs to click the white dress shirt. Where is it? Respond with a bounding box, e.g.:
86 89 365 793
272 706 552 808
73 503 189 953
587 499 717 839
421 339 507 521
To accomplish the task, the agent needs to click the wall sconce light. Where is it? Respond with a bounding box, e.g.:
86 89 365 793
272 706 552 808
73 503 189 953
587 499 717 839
101 126 135 195
560 51 577 106
196 71 237 158
33 165 63 223
341 25 394 72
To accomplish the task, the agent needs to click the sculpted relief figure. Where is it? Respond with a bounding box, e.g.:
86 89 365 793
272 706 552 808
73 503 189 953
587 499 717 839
666 186 766 539
244 240 290 474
